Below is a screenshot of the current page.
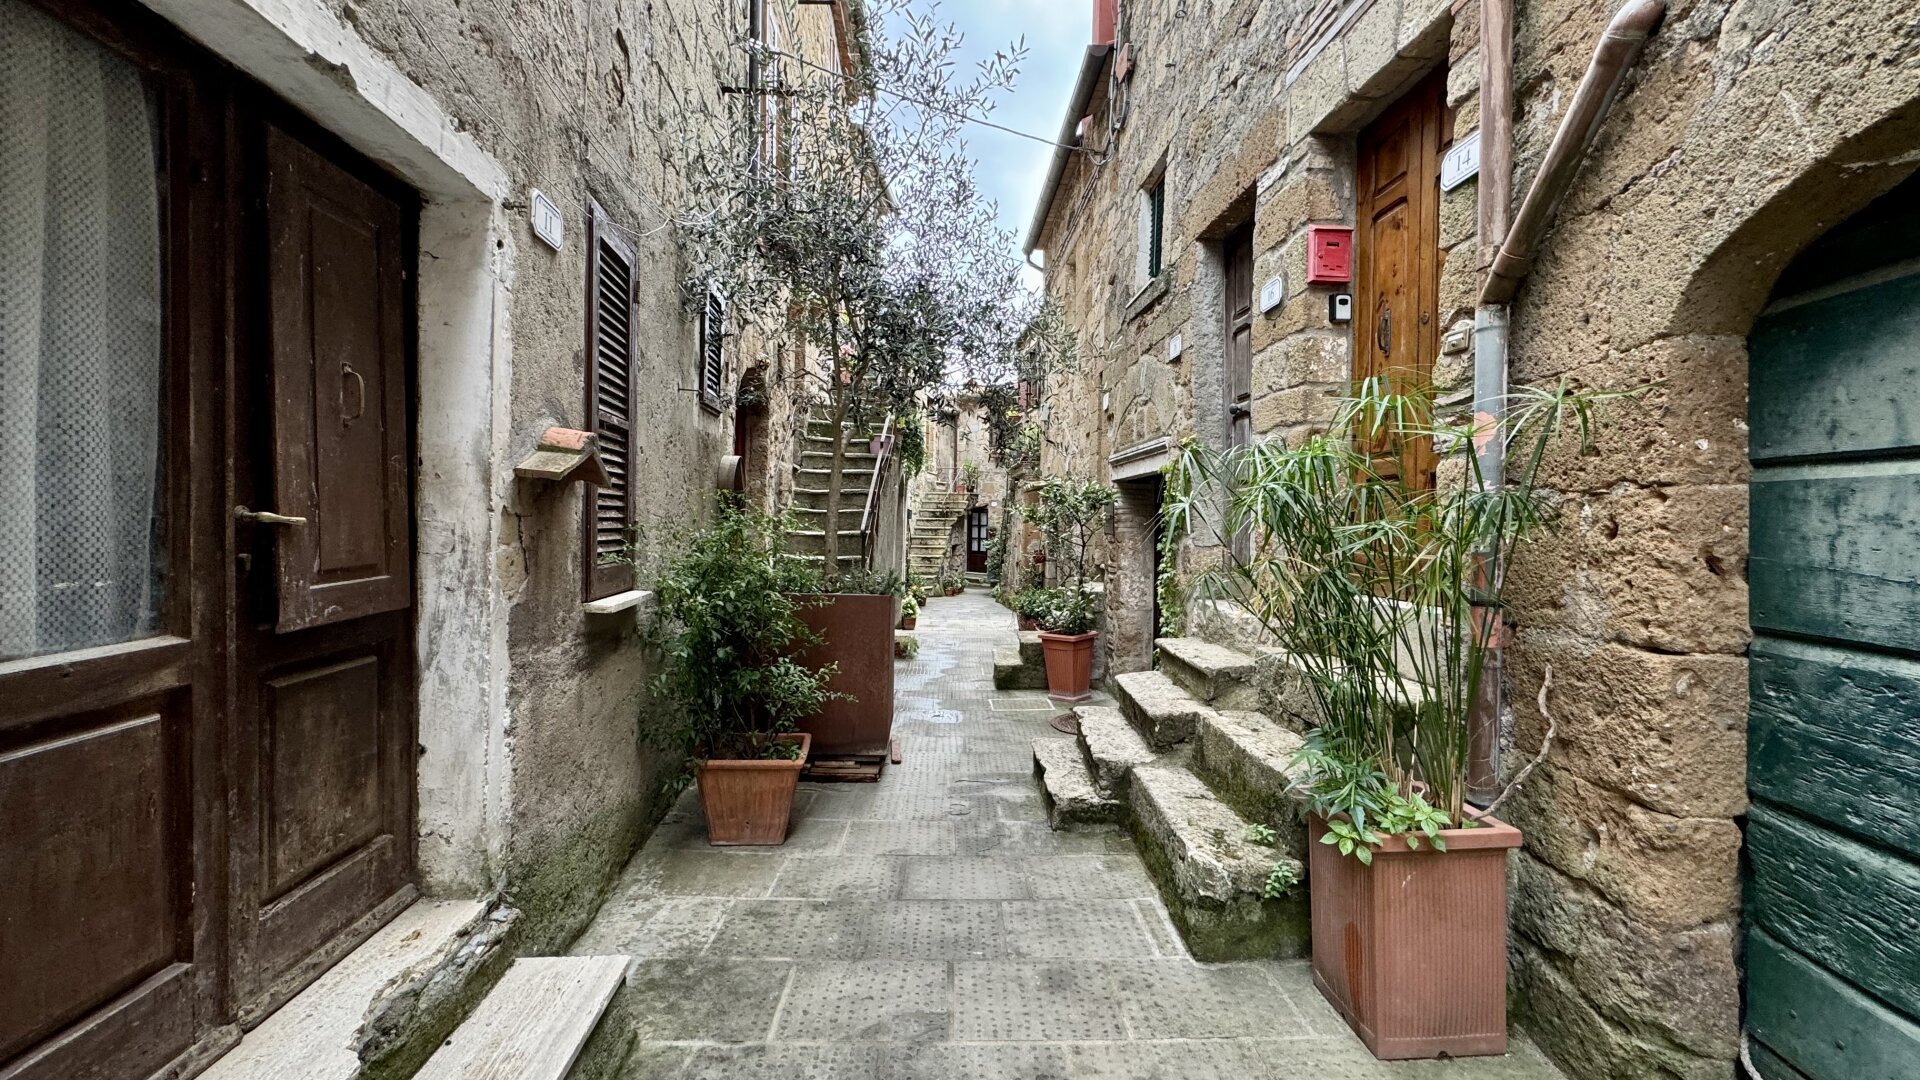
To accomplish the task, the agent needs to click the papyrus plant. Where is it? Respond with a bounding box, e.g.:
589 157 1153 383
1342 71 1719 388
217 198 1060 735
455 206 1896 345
1162 378 1630 856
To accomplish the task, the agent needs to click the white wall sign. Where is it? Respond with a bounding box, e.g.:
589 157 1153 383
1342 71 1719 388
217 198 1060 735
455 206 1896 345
1440 130 1481 192
1167 333 1184 361
531 190 564 251
1259 275 1286 314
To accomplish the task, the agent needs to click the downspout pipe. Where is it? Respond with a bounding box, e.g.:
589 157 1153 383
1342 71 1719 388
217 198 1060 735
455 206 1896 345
1467 0 1665 804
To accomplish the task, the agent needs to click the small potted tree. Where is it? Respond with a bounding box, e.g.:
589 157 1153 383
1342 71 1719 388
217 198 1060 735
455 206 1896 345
1164 379 1629 1058
649 507 836 845
1027 476 1115 700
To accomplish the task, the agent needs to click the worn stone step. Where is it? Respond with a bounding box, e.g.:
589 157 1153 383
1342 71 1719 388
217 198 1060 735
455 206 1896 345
1033 738 1122 830
1191 710 1309 855
1128 764 1309 962
1249 647 1432 732
1157 637 1259 710
414 955 628 1080
1074 705 1158 802
1016 630 1044 666
1112 670 1212 749
994 646 1048 691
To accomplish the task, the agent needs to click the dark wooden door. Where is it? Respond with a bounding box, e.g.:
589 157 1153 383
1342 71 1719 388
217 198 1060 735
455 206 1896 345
1354 70 1444 489
966 507 990 574
1224 225 1255 451
1743 174 1920 1080
227 121 417 1025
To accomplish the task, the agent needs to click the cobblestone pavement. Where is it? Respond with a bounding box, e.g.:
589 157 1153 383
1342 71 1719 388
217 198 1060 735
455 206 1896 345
571 591 1564 1079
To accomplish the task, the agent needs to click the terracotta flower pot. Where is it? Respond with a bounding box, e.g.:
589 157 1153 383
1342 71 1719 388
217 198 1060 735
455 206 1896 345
1307 812 1524 1059
900 617 917 630
1038 630 1097 701
696 732 811 846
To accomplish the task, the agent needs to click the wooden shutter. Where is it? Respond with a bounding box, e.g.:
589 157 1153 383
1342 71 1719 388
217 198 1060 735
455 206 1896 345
585 203 637 600
700 284 726 412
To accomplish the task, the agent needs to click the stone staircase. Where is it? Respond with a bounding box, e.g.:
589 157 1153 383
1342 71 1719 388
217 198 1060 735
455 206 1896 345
1030 636 1313 962
991 629 1048 690
786 411 883 574
907 489 971 583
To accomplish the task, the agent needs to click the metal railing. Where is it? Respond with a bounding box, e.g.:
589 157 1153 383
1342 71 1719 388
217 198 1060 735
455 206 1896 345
858 413 898 569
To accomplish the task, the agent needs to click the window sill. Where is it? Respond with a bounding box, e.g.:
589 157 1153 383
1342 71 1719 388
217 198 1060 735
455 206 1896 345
583 589 653 616
1125 273 1170 323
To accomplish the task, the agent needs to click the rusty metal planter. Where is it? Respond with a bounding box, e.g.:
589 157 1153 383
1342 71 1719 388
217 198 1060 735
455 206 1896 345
791 593 896 757
1307 812 1524 1059
1039 630 1097 701
697 733 811 846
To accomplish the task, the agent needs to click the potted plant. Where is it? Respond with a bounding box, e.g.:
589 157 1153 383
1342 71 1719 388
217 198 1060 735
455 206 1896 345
898 595 919 630
894 634 919 660
961 460 983 503
1026 476 1116 698
1011 586 1049 631
795 566 903 759
1164 379 1628 1058
940 569 964 596
647 506 836 845
1034 586 1098 700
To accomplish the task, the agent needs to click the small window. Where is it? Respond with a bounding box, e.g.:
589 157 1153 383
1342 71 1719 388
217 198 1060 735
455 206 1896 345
1139 176 1166 285
699 282 727 413
584 203 637 601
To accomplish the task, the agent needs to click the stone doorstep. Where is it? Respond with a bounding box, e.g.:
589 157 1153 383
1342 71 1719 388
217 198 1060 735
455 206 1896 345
414 955 627 1080
1155 636 1260 710
1191 709 1310 856
1032 737 1124 830
1128 764 1310 963
993 646 1048 691
200 899 512 1080
1112 669 1214 750
1073 705 1159 801
1017 630 1045 666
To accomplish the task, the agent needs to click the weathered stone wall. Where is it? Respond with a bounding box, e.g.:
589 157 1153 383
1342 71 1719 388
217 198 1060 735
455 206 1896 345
323 0 841 951
1029 0 1920 1077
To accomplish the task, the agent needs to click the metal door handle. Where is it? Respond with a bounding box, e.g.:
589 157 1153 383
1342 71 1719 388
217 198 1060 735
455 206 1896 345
340 362 366 425
235 506 308 526
1377 305 1392 357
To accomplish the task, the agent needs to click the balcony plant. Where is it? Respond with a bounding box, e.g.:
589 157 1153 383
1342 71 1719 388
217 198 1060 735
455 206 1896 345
648 507 836 845
1026 476 1116 699
1163 378 1626 1058
793 567 905 759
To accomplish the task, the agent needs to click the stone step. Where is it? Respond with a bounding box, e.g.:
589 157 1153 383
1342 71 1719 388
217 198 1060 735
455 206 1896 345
1033 738 1122 830
994 646 1048 691
1157 637 1259 710
1074 705 1158 802
1128 764 1309 962
1190 710 1310 855
1016 630 1044 666
786 530 867 556
414 955 628 1080
797 468 876 481
1112 670 1213 749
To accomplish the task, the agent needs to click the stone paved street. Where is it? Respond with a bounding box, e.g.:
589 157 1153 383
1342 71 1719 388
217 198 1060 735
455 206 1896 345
570 592 1566 1079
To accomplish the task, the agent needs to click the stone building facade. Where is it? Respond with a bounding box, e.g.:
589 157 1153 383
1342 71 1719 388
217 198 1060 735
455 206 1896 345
1 0 855 1075
1025 1 1920 1078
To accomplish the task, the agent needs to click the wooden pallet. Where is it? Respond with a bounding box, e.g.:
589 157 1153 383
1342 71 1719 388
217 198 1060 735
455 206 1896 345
800 739 902 783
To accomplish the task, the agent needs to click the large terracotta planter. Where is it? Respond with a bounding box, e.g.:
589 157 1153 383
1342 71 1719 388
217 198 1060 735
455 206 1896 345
697 732 811 846
1307 812 1524 1059
791 593 895 757
1038 630 1097 701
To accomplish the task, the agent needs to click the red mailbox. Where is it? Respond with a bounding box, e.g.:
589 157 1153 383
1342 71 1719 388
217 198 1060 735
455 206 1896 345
1306 225 1354 285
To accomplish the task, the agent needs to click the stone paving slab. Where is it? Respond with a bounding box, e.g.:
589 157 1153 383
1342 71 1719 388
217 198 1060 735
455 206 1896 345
567 592 1565 1080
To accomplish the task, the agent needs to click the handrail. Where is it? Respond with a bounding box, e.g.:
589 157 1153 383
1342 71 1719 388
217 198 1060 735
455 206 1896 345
858 411 896 567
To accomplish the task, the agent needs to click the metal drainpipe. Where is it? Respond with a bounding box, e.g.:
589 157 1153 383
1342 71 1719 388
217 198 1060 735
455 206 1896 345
1467 0 1667 805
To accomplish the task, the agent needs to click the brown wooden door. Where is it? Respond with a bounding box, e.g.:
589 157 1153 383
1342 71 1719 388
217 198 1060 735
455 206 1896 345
227 121 417 1024
1354 70 1445 489
1224 224 1255 451
966 507 990 574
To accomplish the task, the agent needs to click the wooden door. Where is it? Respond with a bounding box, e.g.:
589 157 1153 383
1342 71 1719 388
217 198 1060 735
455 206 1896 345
227 120 417 1024
0 2 230 1076
1224 224 1255 451
1353 70 1444 489
1743 173 1920 1080
966 507 990 574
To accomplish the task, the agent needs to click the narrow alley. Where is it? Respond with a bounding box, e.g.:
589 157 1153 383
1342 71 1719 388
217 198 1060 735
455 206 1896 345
564 593 1564 1078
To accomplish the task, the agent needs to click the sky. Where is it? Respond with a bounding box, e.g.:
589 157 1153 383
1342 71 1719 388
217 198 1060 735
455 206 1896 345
918 1 1088 289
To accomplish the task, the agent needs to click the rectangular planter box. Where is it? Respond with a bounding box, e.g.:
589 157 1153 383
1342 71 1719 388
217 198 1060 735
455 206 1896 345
697 732 811 846
791 593 896 757
1308 812 1524 1060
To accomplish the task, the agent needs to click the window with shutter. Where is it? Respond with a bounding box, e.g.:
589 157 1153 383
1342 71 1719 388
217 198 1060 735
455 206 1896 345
699 283 726 412
584 202 638 600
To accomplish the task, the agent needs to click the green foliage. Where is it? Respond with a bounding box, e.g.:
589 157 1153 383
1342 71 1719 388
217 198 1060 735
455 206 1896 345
1007 587 1052 621
645 507 839 782
1027 475 1117 589
895 634 920 659
905 571 930 605
984 509 1014 585
961 460 983 491
1165 377 1638 857
1243 823 1278 847
821 566 905 597
1034 587 1098 636
939 569 965 592
894 412 928 478
1263 861 1301 899
901 595 919 620
1155 460 1187 636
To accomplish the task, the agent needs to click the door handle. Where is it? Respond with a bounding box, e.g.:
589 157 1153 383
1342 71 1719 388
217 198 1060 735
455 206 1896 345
235 506 308 526
1377 305 1392 357
340 362 366 426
